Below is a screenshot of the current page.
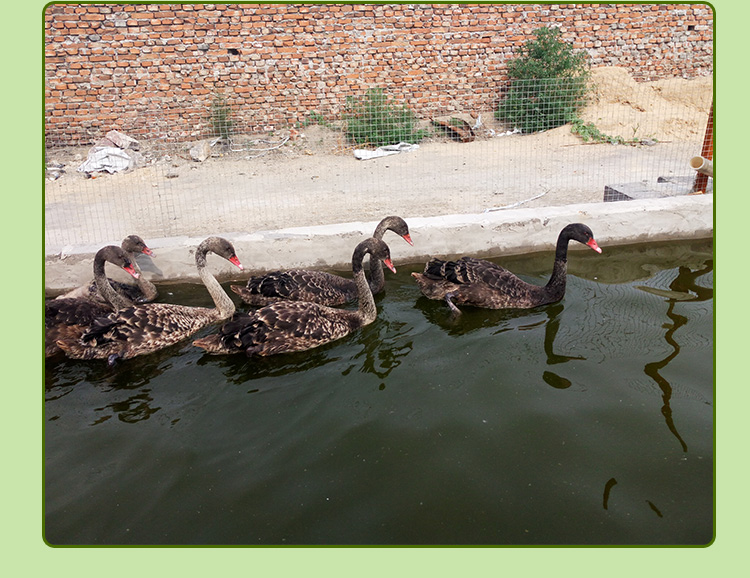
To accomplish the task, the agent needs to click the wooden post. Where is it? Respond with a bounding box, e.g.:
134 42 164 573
693 102 713 193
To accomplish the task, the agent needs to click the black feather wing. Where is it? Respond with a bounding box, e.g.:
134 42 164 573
233 301 360 356
424 257 515 288
244 269 357 305
46 298 113 328
79 304 217 349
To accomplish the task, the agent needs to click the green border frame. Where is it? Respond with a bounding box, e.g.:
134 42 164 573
23 0 745 571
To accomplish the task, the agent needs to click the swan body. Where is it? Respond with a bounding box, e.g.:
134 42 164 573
55 235 158 304
230 216 411 306
412 223 602 313
194 237 396 356
55 237 243 364
45 245 140 358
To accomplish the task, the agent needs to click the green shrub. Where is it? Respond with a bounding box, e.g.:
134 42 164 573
570 119 626 144
570 118 657 146
209 93 233 141
344 88 428 147
298 111 334 130
496 27 590 133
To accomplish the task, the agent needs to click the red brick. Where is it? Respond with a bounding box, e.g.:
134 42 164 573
44 3 713 143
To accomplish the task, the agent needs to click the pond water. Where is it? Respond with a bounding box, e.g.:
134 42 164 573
44 238 714 545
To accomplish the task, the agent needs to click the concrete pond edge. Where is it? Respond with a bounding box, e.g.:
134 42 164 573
45 194 714 293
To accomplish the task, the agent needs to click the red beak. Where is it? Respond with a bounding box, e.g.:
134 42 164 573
230 256 244 271
383 258 397 274
402 233 414 246
123 264 140 279
587 238 602 253
141 246 154 256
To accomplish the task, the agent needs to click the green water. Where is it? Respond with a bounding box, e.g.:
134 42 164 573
44 239 714 545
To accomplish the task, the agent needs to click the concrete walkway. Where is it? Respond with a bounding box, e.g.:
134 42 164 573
44 195 713 293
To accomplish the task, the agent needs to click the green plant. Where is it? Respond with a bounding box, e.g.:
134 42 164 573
344 88 428 147
570 118 624 144
297 111 336 130
209 93 233 141
496 27 590 133
570 118 657 146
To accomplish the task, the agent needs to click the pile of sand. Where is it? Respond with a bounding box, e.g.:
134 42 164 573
581 67 712 142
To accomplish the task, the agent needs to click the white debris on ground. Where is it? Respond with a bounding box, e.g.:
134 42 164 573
77 129 142 176
354 142 420 160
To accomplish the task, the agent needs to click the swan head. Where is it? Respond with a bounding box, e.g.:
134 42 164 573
563 223 602 253
96 245 141 278
200 237 244 270
122 234 154 257
355 237 397 274
378 216 414 246
369 237 396 273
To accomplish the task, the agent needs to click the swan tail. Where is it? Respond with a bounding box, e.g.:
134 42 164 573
55 338 111 360
193 313 253 354
81 317 124 345
192 335 232 354
230 283 283 306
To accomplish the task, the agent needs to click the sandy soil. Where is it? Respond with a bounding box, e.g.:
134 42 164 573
44 68 713 249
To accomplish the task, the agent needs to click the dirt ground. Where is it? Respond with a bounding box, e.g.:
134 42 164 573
44 68 713 250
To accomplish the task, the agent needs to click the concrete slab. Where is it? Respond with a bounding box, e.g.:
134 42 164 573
604 176 713 201
44 194 714 294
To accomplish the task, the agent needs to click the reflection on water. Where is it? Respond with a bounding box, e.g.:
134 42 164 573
45 344 178 425
645 300 689 452
196 342 341 385
639 259 713 453
92 389 160 425
542 370 572 389
345 318 415 379
44 239 713 545
543 303 587 365
603 477 618 510
540 303 586 389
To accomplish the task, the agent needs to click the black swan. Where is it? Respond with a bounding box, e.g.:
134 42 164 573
193 237 395 356
55 235 158 304
45 245 140 358
411 223 602 313
230 215 412 306
56 237 244 365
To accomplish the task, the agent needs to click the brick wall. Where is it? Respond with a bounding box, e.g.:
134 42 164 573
44 3 714 145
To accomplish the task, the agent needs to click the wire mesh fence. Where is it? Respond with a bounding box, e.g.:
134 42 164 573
44 68 713 252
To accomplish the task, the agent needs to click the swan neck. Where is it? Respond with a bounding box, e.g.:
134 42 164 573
368 254 385 294
372 221 387 240
94 257 131 310
353 248 377 324
544 256 568 296
554 231 573 262
197 248 235 319
130 253 158 301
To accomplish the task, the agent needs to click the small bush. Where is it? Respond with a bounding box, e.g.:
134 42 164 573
209 93 233 141
496 27 590 133
570 118 657 146
298 111 334 130
344 88 428 147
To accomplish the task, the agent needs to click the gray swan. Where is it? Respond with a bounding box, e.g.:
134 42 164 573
230 216 412 306
55 235 158 304
45 245 140 358
411 223 602 313
56 237 244 365
194 237 395 357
